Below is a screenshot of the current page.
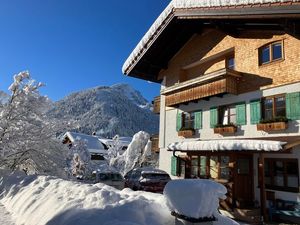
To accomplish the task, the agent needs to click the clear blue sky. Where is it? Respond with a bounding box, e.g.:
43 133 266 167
0 0 170 101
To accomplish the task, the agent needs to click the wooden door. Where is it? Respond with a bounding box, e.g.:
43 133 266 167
234 155 254 208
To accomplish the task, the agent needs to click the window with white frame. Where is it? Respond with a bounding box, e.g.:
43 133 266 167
219 105 236 125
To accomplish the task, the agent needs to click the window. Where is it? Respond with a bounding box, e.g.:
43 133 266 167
262 95 286 120
182 112 195 129
189 155 231 180
178 158 186 178
263 158 299 192
226 56 235 70
219 105 236 125
91 154 105 160
191 156 199 178
259 41 283 65
220 156 230 179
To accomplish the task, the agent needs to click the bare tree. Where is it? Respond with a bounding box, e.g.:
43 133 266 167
0 71 71 177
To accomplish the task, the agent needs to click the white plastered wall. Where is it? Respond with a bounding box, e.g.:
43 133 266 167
158 82 300 181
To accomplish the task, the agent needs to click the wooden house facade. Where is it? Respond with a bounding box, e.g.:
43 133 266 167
123 0 300 222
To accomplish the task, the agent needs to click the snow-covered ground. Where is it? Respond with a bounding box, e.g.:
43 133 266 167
0 172 239 225
0 203 15 225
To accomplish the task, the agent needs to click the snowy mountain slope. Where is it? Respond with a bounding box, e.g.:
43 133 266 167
47 84 159 137
0 91 9 104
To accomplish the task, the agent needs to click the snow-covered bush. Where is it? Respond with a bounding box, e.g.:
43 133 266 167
107 131 152 175
0 71 71 177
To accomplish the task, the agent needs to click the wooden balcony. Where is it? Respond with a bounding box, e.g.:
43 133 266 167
257 122 288 132
152 96 160 114
150 134 159 153
161 68 241 107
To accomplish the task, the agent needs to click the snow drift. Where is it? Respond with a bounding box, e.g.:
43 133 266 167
0 173 172 225
0 172 240 225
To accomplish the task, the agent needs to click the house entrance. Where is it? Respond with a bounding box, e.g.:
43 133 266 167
183 153 254 209
234 155 254 208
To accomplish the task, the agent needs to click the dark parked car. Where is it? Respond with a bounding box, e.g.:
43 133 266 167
91 171 125 190
124 167 171 193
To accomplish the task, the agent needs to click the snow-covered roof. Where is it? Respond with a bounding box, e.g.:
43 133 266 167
98 137 132 148
122 0 300 75
64 132 106 154
168 139 286 152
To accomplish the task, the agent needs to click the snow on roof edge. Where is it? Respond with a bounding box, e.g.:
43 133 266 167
122 2 174 75
122 0 300 76
167 139 287 152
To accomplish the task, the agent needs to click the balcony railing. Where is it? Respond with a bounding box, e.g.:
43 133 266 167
161 68 241 107
152 96 161 114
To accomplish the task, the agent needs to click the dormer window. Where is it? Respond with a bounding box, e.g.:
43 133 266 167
259 41 283 66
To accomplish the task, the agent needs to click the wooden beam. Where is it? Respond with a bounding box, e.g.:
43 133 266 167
258 153 267 222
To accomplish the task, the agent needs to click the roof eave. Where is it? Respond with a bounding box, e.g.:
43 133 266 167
123 5 300 82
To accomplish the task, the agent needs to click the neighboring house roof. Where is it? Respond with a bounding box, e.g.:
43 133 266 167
99 137 132 149
63 132 107 154
122 0 300 81
63 132 132 154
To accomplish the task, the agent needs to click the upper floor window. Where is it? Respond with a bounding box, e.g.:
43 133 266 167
219 105 236 125
259 41 283 66
226 56 235 70
177 111 202 131
182 112 195 129
262 95 286 120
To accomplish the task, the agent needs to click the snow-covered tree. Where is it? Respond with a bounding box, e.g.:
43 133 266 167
68 139 92 179
0 71 72 177
107 131 152 175
105 135 123 161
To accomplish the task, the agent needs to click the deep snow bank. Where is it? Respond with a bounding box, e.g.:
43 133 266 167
0 173 172 225
0 173 239 225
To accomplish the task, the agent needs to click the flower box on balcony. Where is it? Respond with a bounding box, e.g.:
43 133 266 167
214 125 237 134
178 129 195 138
257 122 288 132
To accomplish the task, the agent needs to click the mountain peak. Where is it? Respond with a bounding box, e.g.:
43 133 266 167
48 84 158 137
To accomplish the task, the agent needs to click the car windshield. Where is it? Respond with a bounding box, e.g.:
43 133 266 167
98 173 123 181
111 173 123 181
98 174 109 181
142 173 170 180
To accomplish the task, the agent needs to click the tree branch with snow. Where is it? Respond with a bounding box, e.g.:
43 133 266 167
0 71 74 177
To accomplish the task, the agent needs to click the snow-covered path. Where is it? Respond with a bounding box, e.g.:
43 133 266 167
0 203 15 225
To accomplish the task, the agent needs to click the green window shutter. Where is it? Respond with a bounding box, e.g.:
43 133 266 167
210 107 218 128
194 111 202 129
176 112 182 131
286 92 300 120
250 100 261 124
171 156 177 176
236 102 246 125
